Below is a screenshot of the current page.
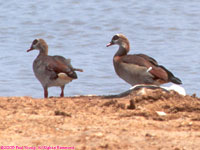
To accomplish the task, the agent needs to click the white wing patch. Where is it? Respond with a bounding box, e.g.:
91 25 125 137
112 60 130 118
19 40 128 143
58 73 73 81
146 67 152 72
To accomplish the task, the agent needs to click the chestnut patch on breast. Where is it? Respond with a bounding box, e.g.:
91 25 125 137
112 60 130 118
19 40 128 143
113 56 121 62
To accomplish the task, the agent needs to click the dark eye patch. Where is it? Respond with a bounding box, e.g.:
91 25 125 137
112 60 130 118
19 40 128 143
32 39 38 45
112 35 119 41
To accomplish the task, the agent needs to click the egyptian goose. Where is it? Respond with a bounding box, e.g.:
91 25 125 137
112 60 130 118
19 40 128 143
106 34 182 86
27 39 83 98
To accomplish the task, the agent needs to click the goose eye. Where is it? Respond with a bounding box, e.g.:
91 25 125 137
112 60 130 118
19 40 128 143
113 35 119 41
32 39 38 45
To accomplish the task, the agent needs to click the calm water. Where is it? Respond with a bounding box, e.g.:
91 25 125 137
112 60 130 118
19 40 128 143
0 0 199 98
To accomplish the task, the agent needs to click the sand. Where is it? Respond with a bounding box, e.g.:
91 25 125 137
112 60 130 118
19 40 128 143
0 88 200 150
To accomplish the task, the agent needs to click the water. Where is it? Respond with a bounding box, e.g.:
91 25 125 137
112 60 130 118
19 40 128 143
0 0 199 98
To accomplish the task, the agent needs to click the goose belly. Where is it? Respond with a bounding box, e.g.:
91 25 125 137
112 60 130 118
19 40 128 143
114 62 154 86
33 60 73 87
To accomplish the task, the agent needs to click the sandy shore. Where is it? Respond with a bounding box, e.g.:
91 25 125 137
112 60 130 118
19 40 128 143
0 88 200 150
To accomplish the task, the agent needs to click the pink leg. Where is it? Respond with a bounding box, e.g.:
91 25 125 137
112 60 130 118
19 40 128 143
60 86 65 97
44 87 48 98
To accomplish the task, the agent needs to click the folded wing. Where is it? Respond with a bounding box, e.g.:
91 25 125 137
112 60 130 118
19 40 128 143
46 56 78 79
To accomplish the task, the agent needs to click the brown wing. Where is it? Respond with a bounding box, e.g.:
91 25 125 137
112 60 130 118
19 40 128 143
135 54 158 66
46 56 77 79
121 54 168 82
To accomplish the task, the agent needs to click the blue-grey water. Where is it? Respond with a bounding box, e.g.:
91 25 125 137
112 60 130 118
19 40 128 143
0 0 199 98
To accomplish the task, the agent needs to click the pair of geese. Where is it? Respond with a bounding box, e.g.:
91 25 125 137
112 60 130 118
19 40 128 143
27 34 182 98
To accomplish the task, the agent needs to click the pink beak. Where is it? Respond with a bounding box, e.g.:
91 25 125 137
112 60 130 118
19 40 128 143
27 47 33 52
106 42 113 47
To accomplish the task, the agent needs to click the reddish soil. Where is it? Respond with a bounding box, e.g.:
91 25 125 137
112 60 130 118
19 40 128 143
0 88 200 150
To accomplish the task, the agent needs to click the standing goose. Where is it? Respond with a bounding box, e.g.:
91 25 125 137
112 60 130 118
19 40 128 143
27 39 83 98
106 34 182 86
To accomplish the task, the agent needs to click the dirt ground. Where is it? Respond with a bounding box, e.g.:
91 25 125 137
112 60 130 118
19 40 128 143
0 88 200 150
